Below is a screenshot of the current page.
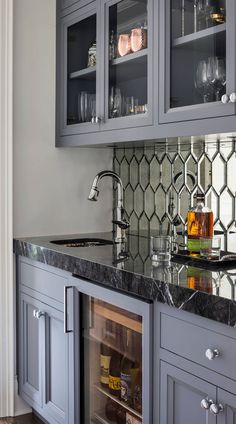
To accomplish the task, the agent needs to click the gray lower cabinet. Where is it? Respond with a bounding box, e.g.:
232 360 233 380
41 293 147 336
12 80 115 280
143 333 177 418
19 291 72 424
160 361 216 424
19 293 43 409
217 389 236 424
17 257 74 424
155 303 236 424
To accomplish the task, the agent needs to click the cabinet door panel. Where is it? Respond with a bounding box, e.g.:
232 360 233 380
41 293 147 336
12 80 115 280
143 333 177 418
43 305 70 424
100 0 153 132
160 361 216 424
159 0 236 124
19 293 43 408
58 3 99 138
218 388 236 424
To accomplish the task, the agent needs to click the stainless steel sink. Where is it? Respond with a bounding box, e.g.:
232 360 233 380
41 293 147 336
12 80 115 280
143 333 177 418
50 238 114 248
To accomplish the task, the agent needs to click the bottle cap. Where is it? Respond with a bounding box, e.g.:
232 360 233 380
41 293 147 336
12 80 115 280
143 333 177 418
194 192 205 200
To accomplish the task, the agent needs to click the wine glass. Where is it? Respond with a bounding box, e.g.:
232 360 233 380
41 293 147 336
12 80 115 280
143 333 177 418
214 57 226 101
207 57 226 101
195 60 211 103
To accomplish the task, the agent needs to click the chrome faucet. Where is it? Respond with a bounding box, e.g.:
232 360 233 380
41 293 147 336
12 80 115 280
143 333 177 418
88 170 130 242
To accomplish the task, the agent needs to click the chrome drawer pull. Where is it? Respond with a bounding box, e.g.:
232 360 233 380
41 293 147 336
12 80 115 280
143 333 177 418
201 398 213 410
210 403 223 415
33 309 45 319
205 348 220 360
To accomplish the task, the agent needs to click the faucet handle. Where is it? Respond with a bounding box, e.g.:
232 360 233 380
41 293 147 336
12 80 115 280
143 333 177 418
112 219 130 230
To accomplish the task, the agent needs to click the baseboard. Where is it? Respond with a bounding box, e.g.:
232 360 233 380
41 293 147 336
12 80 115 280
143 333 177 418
14 376 31 417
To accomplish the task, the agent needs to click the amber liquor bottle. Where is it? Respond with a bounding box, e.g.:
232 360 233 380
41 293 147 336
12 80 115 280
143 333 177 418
187 192 213 254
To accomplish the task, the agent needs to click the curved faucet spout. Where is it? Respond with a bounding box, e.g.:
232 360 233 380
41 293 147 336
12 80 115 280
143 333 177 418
88 170 129 242
88 170 123 207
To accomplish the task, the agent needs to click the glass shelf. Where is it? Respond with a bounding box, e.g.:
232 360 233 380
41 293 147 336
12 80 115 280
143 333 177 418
94 384 143 420
111 49 147 66
69 66 96 80
172 22 226 48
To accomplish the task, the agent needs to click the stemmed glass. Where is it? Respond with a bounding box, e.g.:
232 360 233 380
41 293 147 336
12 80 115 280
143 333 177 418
195 60 211 103
206 57 226 101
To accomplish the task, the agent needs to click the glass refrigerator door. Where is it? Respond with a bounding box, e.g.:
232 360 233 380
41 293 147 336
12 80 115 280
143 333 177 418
81 296 143 424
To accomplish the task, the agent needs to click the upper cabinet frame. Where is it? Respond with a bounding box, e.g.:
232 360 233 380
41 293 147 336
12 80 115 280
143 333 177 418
158 0 236 124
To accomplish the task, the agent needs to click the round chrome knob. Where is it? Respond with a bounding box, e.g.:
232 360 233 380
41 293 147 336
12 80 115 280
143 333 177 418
33 309 45 319
91 116 101 124
205 348 220 360
230 93 236 103
210 403 223 415
201 398 212 410
221 94 230 104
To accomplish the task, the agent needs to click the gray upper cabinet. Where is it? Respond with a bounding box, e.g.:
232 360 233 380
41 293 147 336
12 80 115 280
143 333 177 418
158 0 236 124
56 0 153 146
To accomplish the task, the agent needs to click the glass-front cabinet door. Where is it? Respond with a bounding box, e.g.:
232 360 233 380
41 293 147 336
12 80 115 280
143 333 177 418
159 0 236 123
59 3 99 136
101 0 153 130
73 280 152 423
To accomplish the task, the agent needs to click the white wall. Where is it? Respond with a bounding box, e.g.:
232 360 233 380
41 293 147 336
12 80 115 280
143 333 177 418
13 0 113 238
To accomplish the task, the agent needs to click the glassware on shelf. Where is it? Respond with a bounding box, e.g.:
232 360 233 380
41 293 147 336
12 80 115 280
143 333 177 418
207 56 226 101
194 0 225 32
130 27 147 53
210 4 226 25
78 92 96 123
194 0 206 32
109 30 117 60
87 41 96 67
118 34 131 57
113 88 122 118
78 91 88 122
195 60 211 103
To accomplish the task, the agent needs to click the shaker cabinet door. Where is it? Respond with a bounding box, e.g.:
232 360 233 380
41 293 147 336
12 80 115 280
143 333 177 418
217 388 236 424
99 0 153 132
160 361 216 424
18 293 43 408
158 0 236 124
42 304 71 424
57 3 100 139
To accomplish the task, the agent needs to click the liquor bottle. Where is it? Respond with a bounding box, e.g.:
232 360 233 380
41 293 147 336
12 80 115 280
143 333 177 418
109 323 123 397
100 319 114 389
131 333 141 409
187 192 213 255
133 368 142 413
120 329 134 404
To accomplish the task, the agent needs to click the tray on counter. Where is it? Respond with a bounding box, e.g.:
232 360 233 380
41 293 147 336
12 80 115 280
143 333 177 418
171 250 236 271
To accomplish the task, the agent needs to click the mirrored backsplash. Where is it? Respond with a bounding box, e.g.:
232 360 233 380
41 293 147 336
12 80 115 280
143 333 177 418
113 138 236 252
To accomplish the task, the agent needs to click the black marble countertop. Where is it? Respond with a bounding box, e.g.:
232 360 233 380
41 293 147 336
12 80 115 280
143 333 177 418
14 232 236 327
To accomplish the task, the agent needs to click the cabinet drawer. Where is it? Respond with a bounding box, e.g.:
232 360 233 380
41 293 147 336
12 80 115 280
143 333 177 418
19 260 68 303
160 312 236 381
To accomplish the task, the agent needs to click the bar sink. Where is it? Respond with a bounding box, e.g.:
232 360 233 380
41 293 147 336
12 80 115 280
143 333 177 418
50 238 114 248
